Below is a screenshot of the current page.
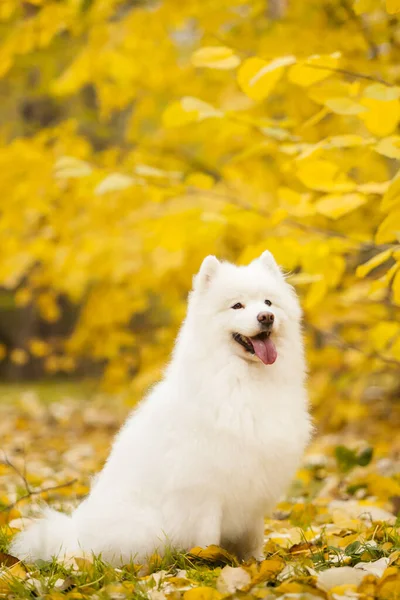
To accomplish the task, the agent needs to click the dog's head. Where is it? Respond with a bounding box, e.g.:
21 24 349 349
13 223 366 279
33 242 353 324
189 251 301 365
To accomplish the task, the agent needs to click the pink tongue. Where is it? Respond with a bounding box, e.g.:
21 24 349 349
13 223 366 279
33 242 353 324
251 336 277 365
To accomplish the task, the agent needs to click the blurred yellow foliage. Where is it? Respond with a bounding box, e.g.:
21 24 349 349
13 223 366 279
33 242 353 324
0 0 399 431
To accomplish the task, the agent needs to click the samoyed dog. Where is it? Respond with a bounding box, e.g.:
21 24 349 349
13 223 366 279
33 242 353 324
11 251 311 565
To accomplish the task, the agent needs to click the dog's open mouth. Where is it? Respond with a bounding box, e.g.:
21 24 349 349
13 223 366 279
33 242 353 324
232 331 277 365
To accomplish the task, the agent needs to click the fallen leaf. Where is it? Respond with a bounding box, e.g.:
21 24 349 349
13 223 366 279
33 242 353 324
317 566 366 591
355 557 390 578
184 587 223 600
216 565 251 593
188 545 238 565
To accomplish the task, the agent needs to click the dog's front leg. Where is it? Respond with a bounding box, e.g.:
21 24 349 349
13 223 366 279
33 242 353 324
191 503 222 549
230 517 265 562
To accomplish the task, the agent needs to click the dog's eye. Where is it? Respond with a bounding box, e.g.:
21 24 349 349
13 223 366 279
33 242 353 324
264 299 272 306
231 302 244 310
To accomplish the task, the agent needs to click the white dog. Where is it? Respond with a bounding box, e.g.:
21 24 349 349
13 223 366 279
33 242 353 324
11 251 311 565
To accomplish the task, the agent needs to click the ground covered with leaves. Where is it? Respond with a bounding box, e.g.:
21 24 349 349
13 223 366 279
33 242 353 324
0 383 399 600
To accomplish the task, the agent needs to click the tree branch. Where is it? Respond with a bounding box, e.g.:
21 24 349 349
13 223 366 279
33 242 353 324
1 479 78 513
1 456 77 513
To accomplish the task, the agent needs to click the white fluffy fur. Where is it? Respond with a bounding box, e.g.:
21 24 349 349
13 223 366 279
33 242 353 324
11 252 311 565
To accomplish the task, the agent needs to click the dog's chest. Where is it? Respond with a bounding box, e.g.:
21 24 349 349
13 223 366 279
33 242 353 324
201 383 309 503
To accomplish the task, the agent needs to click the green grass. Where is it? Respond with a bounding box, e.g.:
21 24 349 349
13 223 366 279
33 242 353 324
1 382 399 599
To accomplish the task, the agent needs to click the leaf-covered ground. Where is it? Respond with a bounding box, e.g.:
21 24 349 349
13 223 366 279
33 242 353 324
0 383 399 600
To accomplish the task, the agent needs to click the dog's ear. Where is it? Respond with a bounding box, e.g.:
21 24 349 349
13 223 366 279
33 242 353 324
193 255 220 291
258 250 283 277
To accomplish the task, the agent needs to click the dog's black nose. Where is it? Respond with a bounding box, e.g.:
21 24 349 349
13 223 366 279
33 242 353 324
257 311 274 325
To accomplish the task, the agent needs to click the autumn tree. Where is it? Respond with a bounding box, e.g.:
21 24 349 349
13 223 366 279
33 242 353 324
0 0 399 432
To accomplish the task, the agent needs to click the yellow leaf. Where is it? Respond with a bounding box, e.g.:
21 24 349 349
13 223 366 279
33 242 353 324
364 84 400 101
325 97 367 115
382 170 400 211
191 46 240 70
363 473 400 499
288 52 341 87
15 288 32 307
0 553 21 568
288 273 322 284
255 559 285 582
54 156 92 178
360 98 400 136
74 556 95 575
375 136 400 159
134 165 181 180
354 0 380 14
376 209 400 243
276 581 322 595
356 249 393 278
0 561 27 593
358 181 389 194
37 292 61 323
369 322 399 351
28 338 51 357
184 587 223 600
296 159 355 192
10 349 29 365
185 172 215 189
378 570 400 599
392 267 400 304
237 56 295 101
308 79 353 104
304 280 328 309
278 187 316 216
0 344 6 361
316 193 367 219
183 97 224 119
163 97 222 127
387 0 400 12
328 134 370 148
95 173 137 195
188 545 237 564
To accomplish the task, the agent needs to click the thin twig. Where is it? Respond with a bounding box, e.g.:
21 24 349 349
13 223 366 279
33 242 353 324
1 479 78 513
304 64 391 87
3 456 32 494
340 0 379 60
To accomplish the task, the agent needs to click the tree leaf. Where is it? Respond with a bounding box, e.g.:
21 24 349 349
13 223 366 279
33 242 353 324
375 136 400 159
163 97 223 127
288 52 341 87
237 56 295 101
360 98 400 137
315 193 366 219
325 97 367 115
392 267 400 305
191 46 240 69
356 249 393 278
95 174 136 195
364 84 400 101
387 0 400 12
184 587 223 600
296 160 355 192
54 156 92 178
376 208 400 243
